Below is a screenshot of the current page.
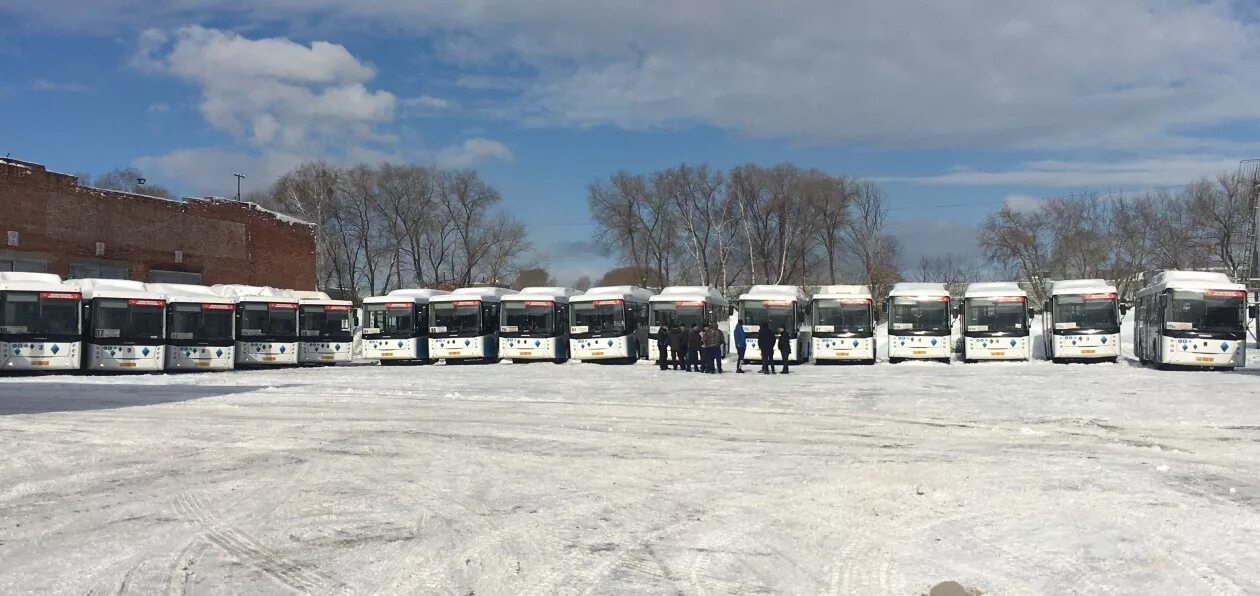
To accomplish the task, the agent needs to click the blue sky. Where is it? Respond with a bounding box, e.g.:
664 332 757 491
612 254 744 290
3 1 1259 283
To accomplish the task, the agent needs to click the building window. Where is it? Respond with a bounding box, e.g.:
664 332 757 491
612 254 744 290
70 261 129 280
0 257 47 273
148 270 203 284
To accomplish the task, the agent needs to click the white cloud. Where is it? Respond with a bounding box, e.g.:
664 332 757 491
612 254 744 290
146 102 170 114
28 78 88 93
436 138 513 168
403 95 453 111
1002 194 1042 213
136 26 395 152
134 147 306 197
886 156 1243 188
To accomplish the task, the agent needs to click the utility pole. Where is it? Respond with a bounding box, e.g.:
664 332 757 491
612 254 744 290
233 172 246 201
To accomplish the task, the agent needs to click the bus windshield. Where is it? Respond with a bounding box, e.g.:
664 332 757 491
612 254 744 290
364 304 415 338
301 305 353 340
0 291 81 339
502 302 555 334
92 298 165 342
965 297 1026 334
889 296 950 334
741 300 796 333
571 301 625 334
1053 294 1118 331
169 304 234 342
813 299 872 334
1166 290 1245 333
239 303 298 340
649 302 706 329
431 302 482 334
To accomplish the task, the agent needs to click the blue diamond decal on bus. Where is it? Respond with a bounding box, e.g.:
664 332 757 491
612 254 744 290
534 339 541 347
1100 336 1108 344
397 341 404 348
12 348 19 355
279 345 286 353
335 344 341 351
140 347 150 356
929 338 937 346
464 339 471 346
50 344 60 354
216 349 224 357
1071 339 1077 345
607 339 614 347
1221 341 1230 352
1009 339 1017 347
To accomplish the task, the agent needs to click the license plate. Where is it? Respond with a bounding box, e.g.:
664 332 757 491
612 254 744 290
262 356 276 362
448 351 462 356
1195 356 1213 363
912 350 927 355
1081 349 1096 355
519 351 533 356
835 351 849 357
194 361 211 368
31 360 49 366
591 351 605 356
990 351 1006 357
320 355 334 361
381 352 394 357
119 362 137 368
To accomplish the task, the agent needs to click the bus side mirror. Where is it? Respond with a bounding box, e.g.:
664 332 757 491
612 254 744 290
1028 308 1035 320
1120 304 1129 316
1249 305 1258 319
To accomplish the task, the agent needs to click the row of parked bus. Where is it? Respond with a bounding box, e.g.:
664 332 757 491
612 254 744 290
0 273 354 372
0 270 1251 373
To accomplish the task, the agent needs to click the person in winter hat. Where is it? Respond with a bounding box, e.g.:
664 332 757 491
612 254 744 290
686 324 703 372
757 320 776 374
733 320 747 373
668 325 686 370
777 325 792 374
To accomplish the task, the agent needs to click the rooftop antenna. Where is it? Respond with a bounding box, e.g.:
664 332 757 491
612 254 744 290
232 172 246 201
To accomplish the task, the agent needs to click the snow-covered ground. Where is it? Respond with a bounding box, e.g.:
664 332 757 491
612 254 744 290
2 322 1260 595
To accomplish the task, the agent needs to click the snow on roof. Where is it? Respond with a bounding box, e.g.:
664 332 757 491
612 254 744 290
191 197 315 227
145 283 235 304
1137 270 1246 296
812 285 872 300
0 272 63 284
737 285 807 302
1049 279 1117 296
429 287 515 303
65 278 165 300
888 283 949 297
571 286 654 303
649 286 727 305
362 288 450 304
503 287 582 303
0 273 71 293
211 284 299 303
964 282 1027 299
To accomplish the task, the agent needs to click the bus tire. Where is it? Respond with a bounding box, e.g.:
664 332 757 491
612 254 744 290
888 357 902 364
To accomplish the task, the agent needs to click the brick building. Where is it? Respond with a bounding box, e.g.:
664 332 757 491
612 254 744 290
0 157 316 290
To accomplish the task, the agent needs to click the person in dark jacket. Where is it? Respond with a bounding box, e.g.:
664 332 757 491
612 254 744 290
686 324 703 372
701 323 721 373
656 328 670 370
668 325 686 370
757 321 776 374
733 320 747 373
777 325 792 374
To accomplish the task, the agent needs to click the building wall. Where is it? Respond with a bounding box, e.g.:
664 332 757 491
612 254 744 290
1 158 317 290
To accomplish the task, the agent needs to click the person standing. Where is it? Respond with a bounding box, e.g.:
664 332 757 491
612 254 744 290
777 325 792 374
715 325 725 374
656 328 670 370
757 320 776 374
687 324 703 372
733 320 747 373
701 323 720 374
668 325 686 370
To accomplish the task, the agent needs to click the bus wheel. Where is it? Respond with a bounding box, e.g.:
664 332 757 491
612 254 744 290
888 357 902 364
1051 357 1064 364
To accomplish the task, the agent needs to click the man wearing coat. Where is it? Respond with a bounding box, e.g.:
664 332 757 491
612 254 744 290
733 320 747 373
777 325 792 374
757 321 776 374
668 325 686 370
686 324 703 372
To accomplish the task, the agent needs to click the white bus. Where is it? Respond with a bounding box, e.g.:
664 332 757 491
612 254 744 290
499 287 582 363
1134 271 1248 369
738 285 811 364
569 286 653 363
886 283 953 363
648 286 729 363
428 287 514 362
212 285 300 366
0 272 82 372
146 283 236 371
960 282 1032 362
295 291 355 365
811 285 875 364
65 278 166 372
1041 279 1121 363
361 289 449 364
